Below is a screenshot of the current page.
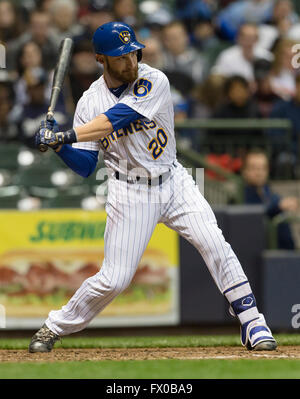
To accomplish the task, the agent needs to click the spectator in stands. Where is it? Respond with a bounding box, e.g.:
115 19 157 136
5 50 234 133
141 36 190 124
7 10 58 71
171 86 189 122
113 0 138 27
69 41 100 104
212 23 273 83
73 0 113 44
49 0 84 42
209 75 262 157
219 0 236 8
255 75 281 117
186 75 226 150
192 74 226 118
0 0 25 44
161 21 206 85
37 0 58 13
269 38 296 100
142 2 173 39
286 1 300 41
175 0 214 26
175 0 215 37
76 0 91 19
269 73 300 167
14 41 45 106
140 36 165 71
212 75 260 120
18 68 70 147
216 0 274 41
0 81 20 142
190 18 220 51
16 41 43 75
242 149 298 249
253 59 281 117
258 0 299 51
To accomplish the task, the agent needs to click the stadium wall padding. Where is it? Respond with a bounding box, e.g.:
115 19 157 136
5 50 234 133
262 251 300 331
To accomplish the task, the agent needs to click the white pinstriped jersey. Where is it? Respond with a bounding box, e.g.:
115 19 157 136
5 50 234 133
46 58 254 340
72 63 176 177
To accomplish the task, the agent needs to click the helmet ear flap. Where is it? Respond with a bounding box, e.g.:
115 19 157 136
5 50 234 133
137 49 142 62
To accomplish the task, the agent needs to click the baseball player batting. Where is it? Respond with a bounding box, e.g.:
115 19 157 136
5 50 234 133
30 22 277 353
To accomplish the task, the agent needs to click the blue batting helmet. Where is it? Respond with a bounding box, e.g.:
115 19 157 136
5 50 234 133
92 22 145 61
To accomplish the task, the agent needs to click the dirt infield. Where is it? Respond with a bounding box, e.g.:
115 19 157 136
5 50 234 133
0 346 299 362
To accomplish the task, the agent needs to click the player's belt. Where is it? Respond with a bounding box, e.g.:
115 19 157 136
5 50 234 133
114 163 176 186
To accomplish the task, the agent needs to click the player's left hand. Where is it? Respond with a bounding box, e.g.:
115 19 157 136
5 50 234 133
35 120 77 150
41 129 63 149
35 118 61 150
35 127 63 150
40 118 60 133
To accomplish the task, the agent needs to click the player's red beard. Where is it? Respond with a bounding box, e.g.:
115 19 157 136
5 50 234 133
106 58 138 84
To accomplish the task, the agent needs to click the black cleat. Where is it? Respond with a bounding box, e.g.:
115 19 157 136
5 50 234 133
29 324 60 353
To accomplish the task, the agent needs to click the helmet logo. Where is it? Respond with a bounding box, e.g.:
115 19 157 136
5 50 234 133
119 31 131 44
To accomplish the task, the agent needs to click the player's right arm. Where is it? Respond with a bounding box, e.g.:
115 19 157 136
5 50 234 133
37 101 143 151
45 98 143 177
73 113 113 142
51 96 101 178
38 68 170 150
60 103 144 144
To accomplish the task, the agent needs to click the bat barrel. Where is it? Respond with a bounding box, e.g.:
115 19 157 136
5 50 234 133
48 38 73 115
38 38 73 153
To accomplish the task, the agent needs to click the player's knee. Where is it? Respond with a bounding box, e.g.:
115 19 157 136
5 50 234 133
97 269 133 295
108 277 131 295
94 265 134 296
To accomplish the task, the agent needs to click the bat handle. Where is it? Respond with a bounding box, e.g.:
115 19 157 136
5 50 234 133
38 111 54 152
46 111 54 122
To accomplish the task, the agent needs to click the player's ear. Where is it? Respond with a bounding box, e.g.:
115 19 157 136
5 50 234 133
95 54 104 65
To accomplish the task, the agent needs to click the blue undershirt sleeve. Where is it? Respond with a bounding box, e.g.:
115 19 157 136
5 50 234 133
57 104 141 177
104 103 144 131
56 145 99 178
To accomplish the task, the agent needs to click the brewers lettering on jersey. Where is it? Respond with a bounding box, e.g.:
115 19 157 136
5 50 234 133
30 22 277 353
73 63 175 177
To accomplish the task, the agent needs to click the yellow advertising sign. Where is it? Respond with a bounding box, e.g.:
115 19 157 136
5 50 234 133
0 210 179 328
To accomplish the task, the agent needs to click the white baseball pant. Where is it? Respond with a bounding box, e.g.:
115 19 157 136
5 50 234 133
46 161 247 335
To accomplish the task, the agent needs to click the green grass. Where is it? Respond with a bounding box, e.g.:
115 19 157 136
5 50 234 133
1 334 300 379
0 359 300 379
0 335 239 350
0 333 300 350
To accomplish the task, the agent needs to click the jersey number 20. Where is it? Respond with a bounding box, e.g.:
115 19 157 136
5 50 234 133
147 129 168 159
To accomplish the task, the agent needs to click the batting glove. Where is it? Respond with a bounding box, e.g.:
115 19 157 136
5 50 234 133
40 118 59 133
35 121 77 150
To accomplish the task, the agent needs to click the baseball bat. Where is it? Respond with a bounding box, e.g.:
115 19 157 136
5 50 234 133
39 38 73 152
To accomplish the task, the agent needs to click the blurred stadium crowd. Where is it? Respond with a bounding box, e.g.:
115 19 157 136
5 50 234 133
1 1 300 167
0 0 300 248
1 0 300 154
